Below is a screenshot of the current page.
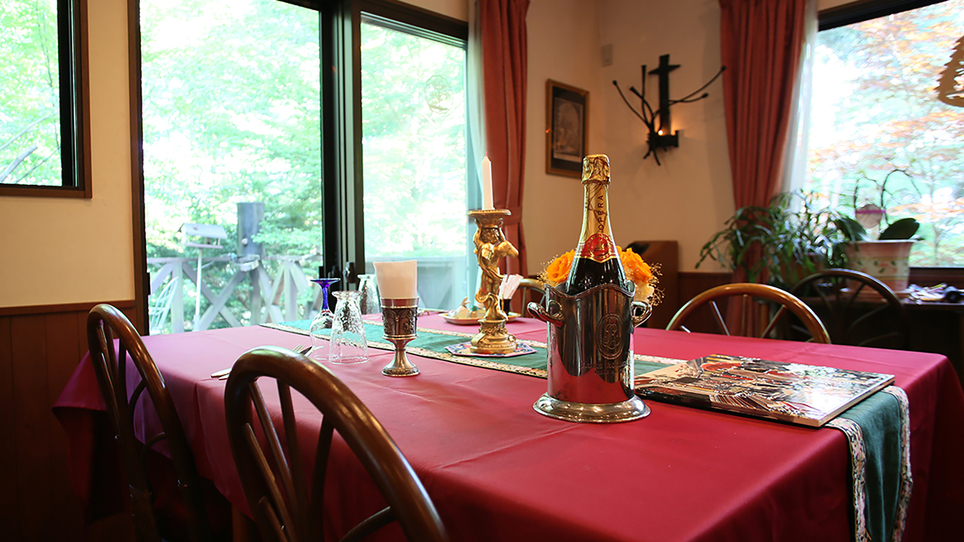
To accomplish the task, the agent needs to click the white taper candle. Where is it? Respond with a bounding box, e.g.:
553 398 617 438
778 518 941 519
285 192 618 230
482 156 494 210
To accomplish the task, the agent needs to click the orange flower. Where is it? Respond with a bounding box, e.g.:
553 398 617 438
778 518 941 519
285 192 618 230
543 250 575 285
620 247 653 286
541 246 658 298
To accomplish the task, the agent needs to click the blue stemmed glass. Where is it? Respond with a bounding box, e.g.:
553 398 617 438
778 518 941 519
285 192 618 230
308 278 340 360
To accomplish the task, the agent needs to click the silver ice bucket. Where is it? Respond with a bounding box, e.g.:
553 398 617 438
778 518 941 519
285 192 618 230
528 283 652 423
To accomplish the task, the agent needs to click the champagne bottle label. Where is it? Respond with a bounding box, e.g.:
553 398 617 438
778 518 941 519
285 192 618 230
566 154 626 294
574 180 618 263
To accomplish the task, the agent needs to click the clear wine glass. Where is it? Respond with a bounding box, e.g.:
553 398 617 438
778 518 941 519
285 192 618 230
357 274 380 315
328 290 369 364
308 278 340 360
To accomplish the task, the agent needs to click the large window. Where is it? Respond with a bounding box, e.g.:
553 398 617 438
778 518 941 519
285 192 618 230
139 0 471 332
805 0 964 266
0 0 89 197
141 0 323 333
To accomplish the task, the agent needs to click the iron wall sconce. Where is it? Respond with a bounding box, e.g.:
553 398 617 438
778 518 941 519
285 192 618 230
614 54 724 165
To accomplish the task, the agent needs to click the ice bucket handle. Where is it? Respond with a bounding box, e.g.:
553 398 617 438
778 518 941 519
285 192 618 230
631 300 653 328
527 300 565 328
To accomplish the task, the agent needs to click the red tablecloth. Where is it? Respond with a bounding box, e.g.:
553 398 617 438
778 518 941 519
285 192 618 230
54 314 964 542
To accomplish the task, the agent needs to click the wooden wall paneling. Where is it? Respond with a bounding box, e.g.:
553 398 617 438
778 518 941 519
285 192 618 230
46 311 87 541
627 241 679 330
0 316 18 541
0 300 138 542
10 315 53 541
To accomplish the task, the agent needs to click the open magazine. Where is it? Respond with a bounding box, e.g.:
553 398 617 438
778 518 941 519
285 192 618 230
634 354 894 427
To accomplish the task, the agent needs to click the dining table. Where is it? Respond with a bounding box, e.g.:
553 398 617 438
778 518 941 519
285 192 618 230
54 312 964 542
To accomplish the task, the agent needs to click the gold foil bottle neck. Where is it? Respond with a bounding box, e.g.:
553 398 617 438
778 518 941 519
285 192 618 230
582 154 611 184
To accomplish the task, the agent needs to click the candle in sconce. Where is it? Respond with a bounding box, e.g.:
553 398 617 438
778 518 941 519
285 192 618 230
482 156 494 210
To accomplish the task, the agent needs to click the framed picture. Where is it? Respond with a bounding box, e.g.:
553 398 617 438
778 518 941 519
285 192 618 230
546 79 589 177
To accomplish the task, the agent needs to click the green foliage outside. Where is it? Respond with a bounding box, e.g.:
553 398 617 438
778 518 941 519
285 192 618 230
142 0 323 330
141 1 470 330
0 0 62 185
360 22 467 259
807 0 964 266
142 0 322 259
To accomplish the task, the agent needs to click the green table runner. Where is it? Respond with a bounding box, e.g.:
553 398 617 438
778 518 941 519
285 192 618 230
264 320 911 542
263 320 679 378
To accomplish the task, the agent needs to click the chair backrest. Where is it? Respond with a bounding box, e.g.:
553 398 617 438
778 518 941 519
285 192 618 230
790 268 910 349
87 304 210 542
224 346 449 542
516 278 545 309
666 283 831 343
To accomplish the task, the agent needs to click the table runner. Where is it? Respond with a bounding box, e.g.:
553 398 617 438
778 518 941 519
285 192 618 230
263 320 681 378
265 319 913 542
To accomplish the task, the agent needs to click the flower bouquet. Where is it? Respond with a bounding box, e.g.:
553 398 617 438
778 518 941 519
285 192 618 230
540 246 661 304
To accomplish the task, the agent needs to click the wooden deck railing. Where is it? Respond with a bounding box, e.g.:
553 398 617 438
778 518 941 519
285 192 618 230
147 254 324 334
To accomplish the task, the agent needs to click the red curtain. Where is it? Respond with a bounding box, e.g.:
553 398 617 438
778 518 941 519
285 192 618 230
719 0 807 210
481 0 530 277
719 0 807 289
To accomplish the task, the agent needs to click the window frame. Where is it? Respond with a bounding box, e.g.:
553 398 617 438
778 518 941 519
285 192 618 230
819 0 948 30
0 0 92 199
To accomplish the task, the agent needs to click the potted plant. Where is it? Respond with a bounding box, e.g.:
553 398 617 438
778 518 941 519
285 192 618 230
697 190 848 289
833 168 922 294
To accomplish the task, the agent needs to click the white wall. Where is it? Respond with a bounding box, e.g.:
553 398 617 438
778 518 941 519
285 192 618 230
523 0 608 272
524 0 733 274
0 0 134 308
405 0 467 21
818 0 854 10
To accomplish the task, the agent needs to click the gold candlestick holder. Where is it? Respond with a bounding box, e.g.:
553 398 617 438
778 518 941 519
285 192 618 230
468 209 518 354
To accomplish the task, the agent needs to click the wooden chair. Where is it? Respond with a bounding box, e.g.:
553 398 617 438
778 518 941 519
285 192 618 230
666 283 831 343
223 346 449 542
791 268 910 349
516 277 545 308
87 303 212 542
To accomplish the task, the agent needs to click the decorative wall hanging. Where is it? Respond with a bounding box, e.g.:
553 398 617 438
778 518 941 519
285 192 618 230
546 80 589 178
937 33 964 107
613 54 724 165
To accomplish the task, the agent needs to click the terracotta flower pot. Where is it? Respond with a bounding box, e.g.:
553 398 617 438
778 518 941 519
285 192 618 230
845 240 914 294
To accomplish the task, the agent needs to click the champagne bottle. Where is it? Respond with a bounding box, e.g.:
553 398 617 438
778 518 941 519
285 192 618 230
565 154 629 294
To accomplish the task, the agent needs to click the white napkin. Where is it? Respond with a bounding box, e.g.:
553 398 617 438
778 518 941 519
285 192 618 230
374 260 418 299
499 274 523 300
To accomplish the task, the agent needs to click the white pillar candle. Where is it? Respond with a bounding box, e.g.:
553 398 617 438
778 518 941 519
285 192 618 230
373 260 418 299
482 156 494 210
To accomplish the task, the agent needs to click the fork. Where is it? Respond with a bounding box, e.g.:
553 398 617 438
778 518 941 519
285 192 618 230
213 344 311 379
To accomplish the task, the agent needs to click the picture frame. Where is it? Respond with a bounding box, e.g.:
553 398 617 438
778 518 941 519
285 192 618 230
546 79 589 178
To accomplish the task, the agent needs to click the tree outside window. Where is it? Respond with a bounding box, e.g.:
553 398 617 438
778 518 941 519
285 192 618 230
0 0 88 196
806 0 964 266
